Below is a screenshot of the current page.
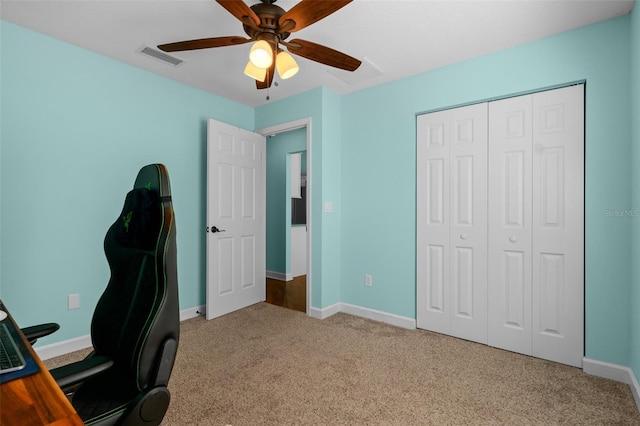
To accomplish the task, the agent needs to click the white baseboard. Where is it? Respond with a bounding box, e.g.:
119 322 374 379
308 302 416 330
633 374 640 412
339 303 416 330
180 305 205 321
308 302 341 320
266 270 292 281
35 334 93 360
583 358 640 412
35 305 206 360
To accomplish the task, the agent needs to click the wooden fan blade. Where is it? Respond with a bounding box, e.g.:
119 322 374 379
278 0 352 33
158 36 250 52
216 0 261 27
287 39 361 71
256 60 276 90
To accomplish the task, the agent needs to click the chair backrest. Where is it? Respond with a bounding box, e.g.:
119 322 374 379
91 164 179 390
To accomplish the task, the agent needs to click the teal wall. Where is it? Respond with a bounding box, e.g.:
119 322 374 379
630 4 640 385
0 21 254 342
341 16 632 366
319 89 343 306
265 128 306 274
255 87 342 309
1 9 638 376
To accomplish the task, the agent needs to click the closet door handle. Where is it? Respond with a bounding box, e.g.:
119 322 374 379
509 236 517 243
460 233 467 240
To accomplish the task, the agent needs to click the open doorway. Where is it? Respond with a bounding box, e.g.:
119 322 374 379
256 118 311 314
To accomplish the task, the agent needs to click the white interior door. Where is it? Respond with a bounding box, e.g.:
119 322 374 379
531 85 584 367
487 94 534 355
206 118 265 320
417 103 488 343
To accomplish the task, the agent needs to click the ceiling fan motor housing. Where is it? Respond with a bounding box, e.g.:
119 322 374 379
243 1 291 48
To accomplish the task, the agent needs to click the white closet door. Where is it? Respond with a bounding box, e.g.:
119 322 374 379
449 103 488 342
417 104 488 343
531 85 584 367
487 94 533 355
417 108 451 333
418 86 584 366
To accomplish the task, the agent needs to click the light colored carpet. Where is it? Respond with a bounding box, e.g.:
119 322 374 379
46 303 640 425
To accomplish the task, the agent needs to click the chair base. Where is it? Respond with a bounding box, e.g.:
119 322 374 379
121 387 170 426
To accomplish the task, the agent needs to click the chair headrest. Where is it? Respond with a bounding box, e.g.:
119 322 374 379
133 164 172 202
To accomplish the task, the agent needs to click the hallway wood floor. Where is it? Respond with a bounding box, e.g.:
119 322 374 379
266 276 306 313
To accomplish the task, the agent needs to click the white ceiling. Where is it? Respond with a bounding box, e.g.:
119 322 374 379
1 0 634 107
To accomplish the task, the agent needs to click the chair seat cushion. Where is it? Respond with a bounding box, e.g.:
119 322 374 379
72 367 140 425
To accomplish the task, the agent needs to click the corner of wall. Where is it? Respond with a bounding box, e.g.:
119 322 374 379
629 0 640 395
583 358 640 412
318 86 343 307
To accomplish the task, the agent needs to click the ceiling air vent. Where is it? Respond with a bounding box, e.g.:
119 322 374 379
138 46 184 67
327 57 382 85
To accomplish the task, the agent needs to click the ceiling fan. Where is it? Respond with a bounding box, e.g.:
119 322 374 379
158 0 361 90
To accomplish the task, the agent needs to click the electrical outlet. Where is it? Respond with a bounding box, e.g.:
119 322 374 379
68 294 80 310
365 274 372 287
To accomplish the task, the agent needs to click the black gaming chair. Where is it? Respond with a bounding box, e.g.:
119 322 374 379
27 164 180 426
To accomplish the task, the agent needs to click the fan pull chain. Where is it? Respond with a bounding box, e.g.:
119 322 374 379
266 73 279 101
266 67 271 100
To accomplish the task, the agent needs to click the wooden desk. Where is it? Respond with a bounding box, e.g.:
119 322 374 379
0 305 83 426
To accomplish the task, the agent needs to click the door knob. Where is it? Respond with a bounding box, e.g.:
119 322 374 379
207 226 226 233
460 233 467 240
509 236 517 243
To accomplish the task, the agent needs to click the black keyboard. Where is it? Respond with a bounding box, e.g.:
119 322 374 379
0 322 26 374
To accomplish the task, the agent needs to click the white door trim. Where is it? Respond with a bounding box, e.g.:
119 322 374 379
256 117 312 315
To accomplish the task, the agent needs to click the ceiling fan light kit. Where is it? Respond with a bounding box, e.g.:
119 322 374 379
244 61 267 82
275 51 299 80
158 0 361 91
249 39 273 68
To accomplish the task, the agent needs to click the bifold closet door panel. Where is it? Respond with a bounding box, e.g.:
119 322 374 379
531 85 584 367
449 103 488 343
417 103 488 344
417 108 451 334
487 94 534 356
